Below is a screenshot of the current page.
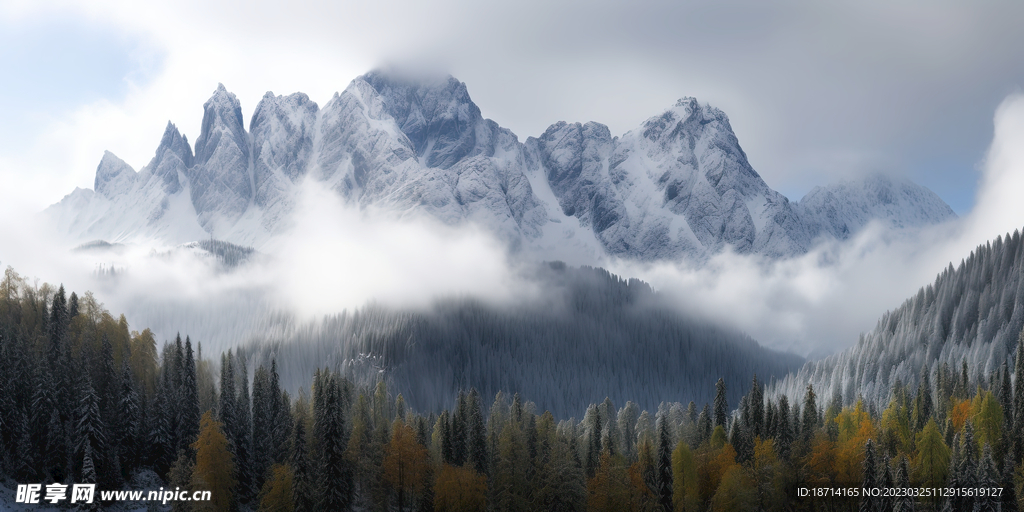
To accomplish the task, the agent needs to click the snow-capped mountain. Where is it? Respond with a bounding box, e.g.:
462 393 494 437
44 71 956 263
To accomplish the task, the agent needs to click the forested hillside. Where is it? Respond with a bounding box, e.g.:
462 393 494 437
772 228 1024 409
237 263 804 417
4 264 1024 511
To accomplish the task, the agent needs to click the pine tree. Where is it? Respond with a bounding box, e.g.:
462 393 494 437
878 454 893 512
219 352 237 446
252 364 274 491
861 439 877 512
714 378 728 429
802 384 818 442
655 414 673 512
976 444 999 512
74 371 106 482
749 374 764 438
697 405 711 445
467 388 488 475
777 395 792 459
584 404 602 478
236 360 255 503
290 417 314 512
314 372 353 510
269 360 289 464
617 401 639 459
179 337 200 453
452 391 468 466
894 455 914 512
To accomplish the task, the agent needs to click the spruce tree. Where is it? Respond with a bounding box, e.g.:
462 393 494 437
251 364 273 490
452 390 468 466
75 371 106 483
179 337 200 453
467 388 488 475
976 444 999 512
315 373 353 510
697 405 712 445
894 455 914 512
714 378 728 428
219 352 237 447
290 417 314 512
116 361 140 477
235 361 255 503
656 414 673 512
749 374 764 438
861 439 877 512
802 384 818 442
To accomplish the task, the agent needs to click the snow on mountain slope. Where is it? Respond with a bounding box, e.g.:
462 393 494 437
44 71 957 263
797 173 958 239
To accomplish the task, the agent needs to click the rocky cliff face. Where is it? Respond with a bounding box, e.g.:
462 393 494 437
46 71 956 263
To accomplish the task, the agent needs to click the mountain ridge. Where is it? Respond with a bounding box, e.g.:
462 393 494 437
45 71 957 264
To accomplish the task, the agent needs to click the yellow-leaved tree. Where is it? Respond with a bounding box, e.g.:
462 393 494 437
383 419 430 512
434 464 488 512
257 464 295 512
192 411 236 512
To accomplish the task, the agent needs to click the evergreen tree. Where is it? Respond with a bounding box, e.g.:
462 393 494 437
584 404 602 478
219 352 237 447
74 371 106 483
236 361 255 503
861 439 877 512
270 360 290 464
290 417 314 512
179 336 200 453
467 388 488 475
314 372 353 510
878 454 893 512
697 405 712 445
802 384 818 442
452 391 468 466
655 414 673 512
115 361 140 478
894 455 914 512
252 364 274 491
617 401 639 459
749 374 764 438
777 395 792 459
714 378 728 429
976 444 999 512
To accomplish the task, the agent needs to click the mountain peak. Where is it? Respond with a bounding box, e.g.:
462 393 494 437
359 69 484 169
94 151 137 198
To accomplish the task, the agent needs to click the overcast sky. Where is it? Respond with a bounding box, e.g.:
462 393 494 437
2 0 1023 216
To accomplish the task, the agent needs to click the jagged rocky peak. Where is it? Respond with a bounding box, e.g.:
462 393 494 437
361 70 486 168
142 121 193 194
94 151 137 198
251 92 319 211
194 83 247 166
188 84 253 231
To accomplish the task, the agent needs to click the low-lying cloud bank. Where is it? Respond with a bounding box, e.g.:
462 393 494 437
1 95 1022 358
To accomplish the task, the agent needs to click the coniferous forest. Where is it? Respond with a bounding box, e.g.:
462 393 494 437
3 234 1024 511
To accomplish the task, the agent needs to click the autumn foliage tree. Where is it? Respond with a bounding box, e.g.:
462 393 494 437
383 419 430 512
192 411 236 512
